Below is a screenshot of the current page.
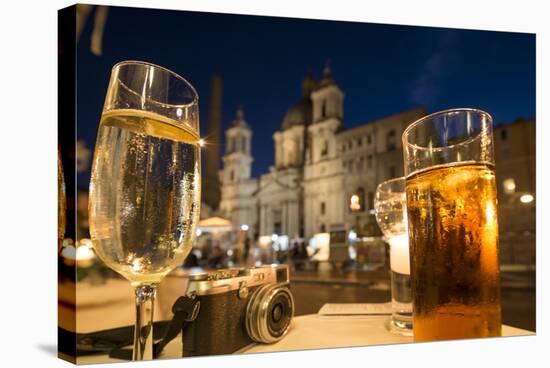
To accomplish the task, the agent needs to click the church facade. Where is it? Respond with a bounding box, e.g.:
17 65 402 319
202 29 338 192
219 65 426 241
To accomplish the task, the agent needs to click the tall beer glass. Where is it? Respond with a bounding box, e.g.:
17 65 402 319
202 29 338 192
89 61 201 359
374 177 412 336
402 108 501 342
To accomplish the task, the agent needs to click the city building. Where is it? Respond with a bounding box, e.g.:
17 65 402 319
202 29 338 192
220 65 425 240
493 118 536 265
219 67 536 267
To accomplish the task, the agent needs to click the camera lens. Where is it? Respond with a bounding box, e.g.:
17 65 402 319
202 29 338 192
245 284 294 343
272 304 282 322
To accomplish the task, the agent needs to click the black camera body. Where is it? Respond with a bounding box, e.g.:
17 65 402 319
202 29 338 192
181 265 294 357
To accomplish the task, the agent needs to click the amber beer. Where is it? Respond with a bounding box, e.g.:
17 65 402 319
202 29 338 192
406 161 501 341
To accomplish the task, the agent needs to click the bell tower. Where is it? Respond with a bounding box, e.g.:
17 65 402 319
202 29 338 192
220 107 253 183
219 107 258 236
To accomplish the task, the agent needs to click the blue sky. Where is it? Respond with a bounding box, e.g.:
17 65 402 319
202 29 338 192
76 6 535 181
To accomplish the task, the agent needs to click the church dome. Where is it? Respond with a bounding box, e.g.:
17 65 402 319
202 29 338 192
281 97 312 131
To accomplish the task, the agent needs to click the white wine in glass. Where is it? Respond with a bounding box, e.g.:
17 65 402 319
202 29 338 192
89 61 201 360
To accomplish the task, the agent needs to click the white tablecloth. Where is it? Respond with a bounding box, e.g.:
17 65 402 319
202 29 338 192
76 314 534 364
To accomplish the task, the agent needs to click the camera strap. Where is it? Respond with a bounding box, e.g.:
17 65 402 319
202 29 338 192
108 295 201 360
153 295 201 357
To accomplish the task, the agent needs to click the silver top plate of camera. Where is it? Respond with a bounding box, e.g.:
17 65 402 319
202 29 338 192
179 264 290 296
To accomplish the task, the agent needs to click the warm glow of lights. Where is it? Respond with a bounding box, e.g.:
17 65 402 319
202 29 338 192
348 230 357 241
76 244 95 261
198 138 205 147
271 233 279 242
258 236 272 248
241 224 249 231
196 229 202 237
313 233 330 248
309 233 330 262
520 193 534 204
348 246 357 260
503 178 516 194
350 194 361 210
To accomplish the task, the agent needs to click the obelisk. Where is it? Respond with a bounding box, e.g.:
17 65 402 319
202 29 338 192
203 73 222 211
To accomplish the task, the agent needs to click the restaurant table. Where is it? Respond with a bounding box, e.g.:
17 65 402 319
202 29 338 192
75 313 534 364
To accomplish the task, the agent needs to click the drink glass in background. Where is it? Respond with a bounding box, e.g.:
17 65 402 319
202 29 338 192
402 108 501 342
89 61 201 360
374 177 412 336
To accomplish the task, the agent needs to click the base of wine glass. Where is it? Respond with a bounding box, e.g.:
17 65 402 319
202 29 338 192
384 316 413 337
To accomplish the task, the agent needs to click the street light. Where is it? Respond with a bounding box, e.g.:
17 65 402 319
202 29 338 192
350 194 361 236
520 193 534 204
241 224 249 231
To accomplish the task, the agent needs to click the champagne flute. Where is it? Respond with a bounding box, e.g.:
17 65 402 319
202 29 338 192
89 61 201 360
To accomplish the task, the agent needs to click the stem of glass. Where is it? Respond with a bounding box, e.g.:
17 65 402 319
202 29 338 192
133 284 156 360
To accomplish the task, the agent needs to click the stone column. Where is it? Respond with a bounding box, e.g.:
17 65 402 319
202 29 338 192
288 200 298 238
260 204 266 236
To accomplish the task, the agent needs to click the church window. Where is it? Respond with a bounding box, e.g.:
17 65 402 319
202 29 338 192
320 202 326 215
320 224 326 233
367 134 372 144
358 156 365 172
241 136 247 153
367 154 373 169
306 136 313 162
357 137 363 147
387 130 396 151
350 194 360 212
230 170 235 182
321 100 327 118
321 140 328 157
501 129 508 141
357 187 365 212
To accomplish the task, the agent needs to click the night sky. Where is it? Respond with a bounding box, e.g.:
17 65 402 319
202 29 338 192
76 5 535 183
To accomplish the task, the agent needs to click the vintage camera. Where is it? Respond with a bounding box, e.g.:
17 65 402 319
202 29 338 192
182 265 294 357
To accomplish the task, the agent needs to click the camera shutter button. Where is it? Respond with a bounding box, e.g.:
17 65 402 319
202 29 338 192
238 282 249 299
